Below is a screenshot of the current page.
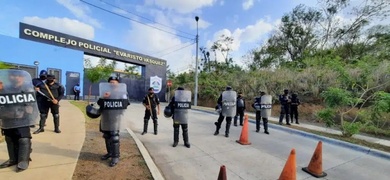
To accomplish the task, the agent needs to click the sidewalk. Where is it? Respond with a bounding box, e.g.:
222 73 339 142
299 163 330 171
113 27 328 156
0 100 85 180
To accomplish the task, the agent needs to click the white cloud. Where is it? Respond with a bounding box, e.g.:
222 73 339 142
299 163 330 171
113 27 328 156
242 0 254 10
206 18 276 63
125 22 195 74
147 0 217 14
56 0 102 28
23 16 95 40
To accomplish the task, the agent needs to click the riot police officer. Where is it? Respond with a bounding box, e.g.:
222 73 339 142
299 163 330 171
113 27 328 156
142 87 160 135
252 92 262 132
252 91 271 134
0 69 39 172
33 74 65 134
290 92 301 124
31 70 47 128
97 76 129 167
168 87 191 148
278 89 291 125
234 92 246 126
214 86 237 137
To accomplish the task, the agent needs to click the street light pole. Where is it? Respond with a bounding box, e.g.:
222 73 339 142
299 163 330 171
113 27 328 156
194 16 199 106
33 61 40 78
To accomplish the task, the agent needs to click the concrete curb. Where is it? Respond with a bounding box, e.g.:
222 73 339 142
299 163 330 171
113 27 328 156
126 128 165 180
192 108 390 160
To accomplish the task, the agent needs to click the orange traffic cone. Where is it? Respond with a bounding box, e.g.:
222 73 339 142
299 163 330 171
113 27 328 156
302 141 327 178
279 149 296 180
217 165 227 180
236 114 251 145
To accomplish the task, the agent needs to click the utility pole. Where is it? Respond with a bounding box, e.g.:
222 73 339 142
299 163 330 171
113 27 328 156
194 16 199 106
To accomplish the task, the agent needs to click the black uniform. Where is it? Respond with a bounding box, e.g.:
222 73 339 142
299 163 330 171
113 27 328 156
278 89 291 125
252 93 269 134
290 93 301 124
33 75 65 134
168 90 190 148
234 94 246 126
214 87 234 138
142 88 160 135
0 71 37 172
32 71 47 113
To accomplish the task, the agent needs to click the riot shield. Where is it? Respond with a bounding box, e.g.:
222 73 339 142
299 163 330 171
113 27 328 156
0 69 39 129
99 82 128 131
221 90 237 117
173 90 191 124
260 95 272 118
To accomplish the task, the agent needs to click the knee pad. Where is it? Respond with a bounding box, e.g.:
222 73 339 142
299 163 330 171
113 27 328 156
53 114 59 118
111 135 120 143
40 114 48 119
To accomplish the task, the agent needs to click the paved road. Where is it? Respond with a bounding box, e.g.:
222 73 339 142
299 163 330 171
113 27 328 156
125 102 390 180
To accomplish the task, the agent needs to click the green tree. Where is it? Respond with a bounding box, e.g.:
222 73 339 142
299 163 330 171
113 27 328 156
84 58 115 103
0 61 12 69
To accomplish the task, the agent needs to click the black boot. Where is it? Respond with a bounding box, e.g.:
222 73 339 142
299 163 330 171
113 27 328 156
101 137 112 160
239 115 244 126
153 120 158 135
225 119 231 138
0 136 18 168
213 122 220 135
173 126 179 147
263 118 270 134
182 124 190 148
141 120 148 135
53 114 61 133
286 115 291 125
33 114 47 134
256 119 260 133
109 135 120 167
16 138 32 172
233 116 238 126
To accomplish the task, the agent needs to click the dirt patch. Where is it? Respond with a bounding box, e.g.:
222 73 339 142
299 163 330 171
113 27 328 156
71 101 153 180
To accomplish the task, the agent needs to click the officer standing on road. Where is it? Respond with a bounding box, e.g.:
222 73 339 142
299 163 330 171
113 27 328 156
234 92 246 126
214 86 237 137
278 89 291 125
33 74 65 134
290 92 301 124
142 87 160 135
97 76 129 167
167 87 191 148
252 92 262 132
253 91 271 134
0 69 39 172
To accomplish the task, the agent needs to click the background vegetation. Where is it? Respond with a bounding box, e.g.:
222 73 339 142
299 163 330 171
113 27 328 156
166 0 390 138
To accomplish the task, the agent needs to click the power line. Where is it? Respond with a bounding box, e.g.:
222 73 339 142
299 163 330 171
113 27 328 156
152 41 194 55
80 0 194 40
158 42 195 57
99 0 194 37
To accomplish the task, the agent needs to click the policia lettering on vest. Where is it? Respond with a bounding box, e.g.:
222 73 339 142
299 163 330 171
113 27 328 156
97 76 129 167
0 69 39 172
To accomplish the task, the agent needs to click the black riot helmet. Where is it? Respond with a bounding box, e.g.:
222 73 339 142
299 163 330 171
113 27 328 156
164 106 173 118
226 86 232 91
108 76 120 83
177 87 184 90
86 103 101 119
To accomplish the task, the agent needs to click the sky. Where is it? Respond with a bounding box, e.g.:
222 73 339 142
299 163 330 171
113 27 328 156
0 0 384 74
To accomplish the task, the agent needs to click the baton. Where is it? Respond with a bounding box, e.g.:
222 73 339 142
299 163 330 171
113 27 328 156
37 90 53 101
